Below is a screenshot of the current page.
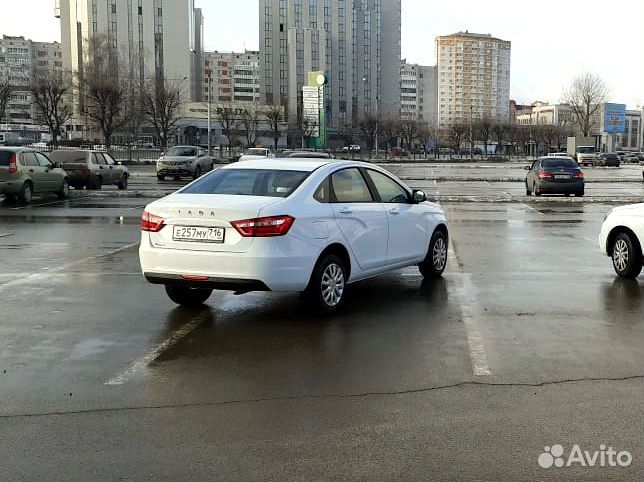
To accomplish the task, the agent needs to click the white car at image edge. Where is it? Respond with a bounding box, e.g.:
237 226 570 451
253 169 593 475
139 159 449 313
599 203 644 278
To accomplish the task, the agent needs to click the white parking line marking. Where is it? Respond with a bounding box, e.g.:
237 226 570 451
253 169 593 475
105 312 211 386
521 203 542 214
448 244 492 377
0 242 140 293
0 233 14 239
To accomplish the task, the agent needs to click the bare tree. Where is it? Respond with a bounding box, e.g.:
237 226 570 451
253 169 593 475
357 113 379 157
339 123 355 149
514 125 532 158
0 76 11 126
141 79 183 150
562 73 610 137
538 124 561 154
30 71 73 149
448 123 467 153
265 106 283 153
240 108 260 148
491 123 509 156
417 122 437 159
474 117 493 156
379 117 401 158
216 107 238 155
80 36 129 150
400 119 420 154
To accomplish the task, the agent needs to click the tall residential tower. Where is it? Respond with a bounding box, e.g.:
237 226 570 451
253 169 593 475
259 0 401 132
436 31 511 130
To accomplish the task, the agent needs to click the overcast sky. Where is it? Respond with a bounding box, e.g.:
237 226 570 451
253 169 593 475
1 0 642 108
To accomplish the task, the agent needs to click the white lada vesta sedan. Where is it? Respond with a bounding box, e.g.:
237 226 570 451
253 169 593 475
599 203 644 279
139 159 449 314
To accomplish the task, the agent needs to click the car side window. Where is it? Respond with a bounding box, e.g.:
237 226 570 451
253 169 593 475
314 177 331 203
103 153 116 165
20 152 38 166
366 169 409 203
531 160 539 171
94 153 107 165
35 153 53 168
330 168 374 203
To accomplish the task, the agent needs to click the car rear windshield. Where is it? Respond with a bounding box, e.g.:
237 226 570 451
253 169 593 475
541 158 578 168
167 147 197 157
180 169 309 198
48 151 88 164
0 151 14 166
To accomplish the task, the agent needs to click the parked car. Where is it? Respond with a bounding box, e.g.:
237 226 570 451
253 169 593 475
599 203 644 278
156 146 215 181
139 159 449 313
0 147 69 204
238 148 272 162
49 149 129 190
596 153 620 167
623 153 640 163
276 150 333 159
525 156 585 197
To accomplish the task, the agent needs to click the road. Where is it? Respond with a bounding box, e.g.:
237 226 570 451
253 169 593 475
0 164 642 481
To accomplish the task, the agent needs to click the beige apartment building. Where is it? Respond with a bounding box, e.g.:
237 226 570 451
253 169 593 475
203 51 260 105
436 31 511 130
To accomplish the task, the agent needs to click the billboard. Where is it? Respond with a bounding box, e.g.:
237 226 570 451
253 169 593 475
603 103 626 134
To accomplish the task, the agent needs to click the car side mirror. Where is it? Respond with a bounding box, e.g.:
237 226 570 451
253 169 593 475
412 190 427 203
53 162 61 169
524 166 530 170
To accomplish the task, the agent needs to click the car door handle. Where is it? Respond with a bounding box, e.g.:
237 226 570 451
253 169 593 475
338 207 353 214
389 207 400 215
29 169 34 172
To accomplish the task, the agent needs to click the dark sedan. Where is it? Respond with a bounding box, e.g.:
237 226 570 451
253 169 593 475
596 153 620 167
49 150 129 190
525 157 584 197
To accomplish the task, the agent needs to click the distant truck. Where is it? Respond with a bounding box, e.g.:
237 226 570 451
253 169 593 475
567 137 597 167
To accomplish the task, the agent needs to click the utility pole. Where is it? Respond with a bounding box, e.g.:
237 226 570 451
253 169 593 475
469 105 473 160
207 73 212 156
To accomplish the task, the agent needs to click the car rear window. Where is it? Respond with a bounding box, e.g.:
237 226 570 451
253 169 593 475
0 151 14 166
180 169 310 198
541 158 578 168
49 151 88 164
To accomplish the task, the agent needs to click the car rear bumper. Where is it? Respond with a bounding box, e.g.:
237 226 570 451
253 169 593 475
538 180 584 194
0 180 22 194
139 233 317 292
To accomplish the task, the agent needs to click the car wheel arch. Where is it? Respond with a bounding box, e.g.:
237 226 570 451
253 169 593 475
607 226 642 257
315 243 352 281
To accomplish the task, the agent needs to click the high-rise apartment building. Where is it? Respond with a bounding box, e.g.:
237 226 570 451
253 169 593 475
0 35 63 125
203 51 260 104
436 31 511 130
56 0 202 98
259 0 401 132
400 60 437 126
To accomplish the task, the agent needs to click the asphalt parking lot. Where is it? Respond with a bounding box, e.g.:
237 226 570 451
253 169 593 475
1 162 642 481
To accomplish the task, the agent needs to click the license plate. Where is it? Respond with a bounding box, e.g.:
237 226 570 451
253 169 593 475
555 174 571 179
173 226 225 243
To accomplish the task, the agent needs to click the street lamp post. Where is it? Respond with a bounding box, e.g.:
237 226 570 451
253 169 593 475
207 73 212 156
469 105 473 161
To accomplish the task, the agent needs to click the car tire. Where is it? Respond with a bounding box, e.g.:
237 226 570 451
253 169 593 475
304 254 347 315
193 166 202 180
575 189 584 197
117 174 128 190
88 176 102 190
611 233 643 279
164 284 213 307
525 184 532 196
419 229 448 279
19 182 33 204
157 174 165 181
533 182 541 197
57 179 69 199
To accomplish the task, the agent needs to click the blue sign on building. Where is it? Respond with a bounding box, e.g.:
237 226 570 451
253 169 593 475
603 103 626 134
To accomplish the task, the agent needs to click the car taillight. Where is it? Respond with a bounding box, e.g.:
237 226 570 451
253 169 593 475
141 210 165 232
538 172 553 179
574 171 584 178
8 153 17 174
231 215 295 237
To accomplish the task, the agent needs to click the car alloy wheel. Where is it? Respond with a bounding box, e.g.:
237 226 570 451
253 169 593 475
21 183 32 204
432 236 448 272
321 262 345 307
613 238 629 273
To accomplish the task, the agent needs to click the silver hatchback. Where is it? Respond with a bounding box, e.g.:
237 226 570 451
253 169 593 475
156 146 215 181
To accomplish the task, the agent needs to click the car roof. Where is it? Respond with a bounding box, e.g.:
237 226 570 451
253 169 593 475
221 158 383 172
0 147 28 152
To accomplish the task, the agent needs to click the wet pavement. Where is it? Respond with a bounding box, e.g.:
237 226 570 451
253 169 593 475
0 163 642 481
